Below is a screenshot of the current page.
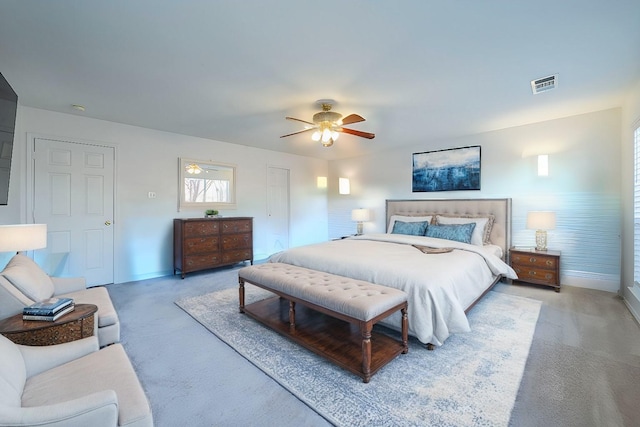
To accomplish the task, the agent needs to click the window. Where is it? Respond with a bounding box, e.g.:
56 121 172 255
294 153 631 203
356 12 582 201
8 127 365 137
179 158 236 210
634 126 640 283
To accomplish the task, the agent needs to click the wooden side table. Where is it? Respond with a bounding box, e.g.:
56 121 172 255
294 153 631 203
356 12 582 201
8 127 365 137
509 248 561 292
0 304 97 346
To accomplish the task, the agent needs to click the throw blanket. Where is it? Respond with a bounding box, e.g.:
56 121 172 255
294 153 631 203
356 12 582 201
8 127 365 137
269 233 517 346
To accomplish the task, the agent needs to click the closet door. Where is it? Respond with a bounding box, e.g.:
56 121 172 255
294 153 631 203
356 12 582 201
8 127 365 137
33 137 115 286
267 166 290 255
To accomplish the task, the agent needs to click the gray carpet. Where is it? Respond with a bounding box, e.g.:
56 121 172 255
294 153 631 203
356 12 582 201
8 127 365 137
176 286 541 426
107 266 640 426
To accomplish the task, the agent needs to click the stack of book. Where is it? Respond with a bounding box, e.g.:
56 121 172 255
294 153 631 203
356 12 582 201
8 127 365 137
23 297 75 321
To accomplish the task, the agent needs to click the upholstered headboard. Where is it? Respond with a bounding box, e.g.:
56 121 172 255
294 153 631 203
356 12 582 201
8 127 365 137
386 198 512 259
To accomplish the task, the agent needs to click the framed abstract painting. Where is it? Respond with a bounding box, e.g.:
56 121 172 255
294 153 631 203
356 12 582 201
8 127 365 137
412 146 481 192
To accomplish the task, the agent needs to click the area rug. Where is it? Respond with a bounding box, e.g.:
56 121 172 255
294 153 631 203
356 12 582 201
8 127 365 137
176 287 541 427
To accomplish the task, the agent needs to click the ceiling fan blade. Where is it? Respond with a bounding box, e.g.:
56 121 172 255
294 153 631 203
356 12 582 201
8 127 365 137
280 128 315 138
340 127 375 139
341 114 365 125
286 116 315 126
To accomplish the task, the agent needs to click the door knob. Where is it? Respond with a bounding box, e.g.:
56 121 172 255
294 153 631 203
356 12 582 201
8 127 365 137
105 220 112 226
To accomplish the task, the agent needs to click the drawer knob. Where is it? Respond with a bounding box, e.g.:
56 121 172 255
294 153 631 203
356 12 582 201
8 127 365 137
546 260 553 266
529 271 536 276
529 257 536 263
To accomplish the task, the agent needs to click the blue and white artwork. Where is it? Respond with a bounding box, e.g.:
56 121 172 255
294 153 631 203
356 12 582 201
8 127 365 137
412 146 481 192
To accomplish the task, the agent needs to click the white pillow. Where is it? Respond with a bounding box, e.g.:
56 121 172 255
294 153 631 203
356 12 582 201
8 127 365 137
1 254 55 302
387 215 433 233
435 215 494 247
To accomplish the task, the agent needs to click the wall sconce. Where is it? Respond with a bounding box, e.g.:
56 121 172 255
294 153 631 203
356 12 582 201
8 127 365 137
317 176 327 188
351 208 370 235
537 154 549 176
339 178 350 195
526 211 556 251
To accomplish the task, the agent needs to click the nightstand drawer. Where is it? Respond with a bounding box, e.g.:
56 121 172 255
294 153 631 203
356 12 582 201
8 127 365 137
512 265 558 286
511 252 558 269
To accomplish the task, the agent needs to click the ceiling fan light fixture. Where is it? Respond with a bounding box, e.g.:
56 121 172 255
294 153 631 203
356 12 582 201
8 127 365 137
322 128 332 143
280 99 375 146
186 163 203 174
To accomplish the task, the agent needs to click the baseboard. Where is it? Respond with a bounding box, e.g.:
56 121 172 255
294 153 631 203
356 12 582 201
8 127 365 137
561 270 619 293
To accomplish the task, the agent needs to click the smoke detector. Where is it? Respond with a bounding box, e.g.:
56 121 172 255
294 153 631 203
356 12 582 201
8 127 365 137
531 74 558 94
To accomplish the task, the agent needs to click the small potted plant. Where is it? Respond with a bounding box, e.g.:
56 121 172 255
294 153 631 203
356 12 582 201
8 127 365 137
205 209 219 218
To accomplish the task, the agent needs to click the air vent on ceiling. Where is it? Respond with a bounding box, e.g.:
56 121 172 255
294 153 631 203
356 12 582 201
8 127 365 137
531 74 558 94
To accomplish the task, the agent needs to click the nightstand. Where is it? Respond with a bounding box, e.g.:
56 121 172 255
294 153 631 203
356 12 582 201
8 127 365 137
509 247 561 292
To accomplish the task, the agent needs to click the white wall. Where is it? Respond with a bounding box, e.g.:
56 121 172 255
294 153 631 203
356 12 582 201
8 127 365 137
328 108 622 292
621 81 640 320
0 106 329 283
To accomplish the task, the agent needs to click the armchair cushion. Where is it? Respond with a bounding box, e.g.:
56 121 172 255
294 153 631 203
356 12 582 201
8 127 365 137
1 254 54 302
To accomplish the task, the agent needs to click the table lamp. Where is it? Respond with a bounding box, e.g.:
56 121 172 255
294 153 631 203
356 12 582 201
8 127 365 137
526 211 556 251
351 209 370 235
0 224 48 254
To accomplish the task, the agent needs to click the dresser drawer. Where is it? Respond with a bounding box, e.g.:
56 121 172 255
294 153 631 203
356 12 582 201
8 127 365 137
221 234 252 250
221 220 252 234
184 221 219 237
511 252 557 269
222 249 253 264
184 236 219 255
512 265 558 286
184 254 221 270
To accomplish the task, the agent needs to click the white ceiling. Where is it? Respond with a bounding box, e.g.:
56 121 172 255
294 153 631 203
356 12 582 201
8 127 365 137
1 1 639 161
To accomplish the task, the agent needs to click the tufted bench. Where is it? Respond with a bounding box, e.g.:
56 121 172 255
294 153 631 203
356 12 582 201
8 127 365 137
238 263 408 383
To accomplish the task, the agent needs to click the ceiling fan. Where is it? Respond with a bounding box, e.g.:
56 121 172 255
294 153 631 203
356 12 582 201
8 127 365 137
280 100 375 147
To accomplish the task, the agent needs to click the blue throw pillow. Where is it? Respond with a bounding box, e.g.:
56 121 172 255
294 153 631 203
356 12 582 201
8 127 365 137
425 223 476 244
391 220 429 236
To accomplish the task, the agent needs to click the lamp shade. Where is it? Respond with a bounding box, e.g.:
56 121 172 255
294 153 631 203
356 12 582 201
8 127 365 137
526 211 556 230
351 208 370 222
0 224 48 252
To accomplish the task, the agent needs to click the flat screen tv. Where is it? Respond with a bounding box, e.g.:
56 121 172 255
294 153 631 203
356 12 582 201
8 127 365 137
0 71 17 205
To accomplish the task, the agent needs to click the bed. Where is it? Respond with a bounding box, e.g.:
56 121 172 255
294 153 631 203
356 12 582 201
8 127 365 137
268 198 517 347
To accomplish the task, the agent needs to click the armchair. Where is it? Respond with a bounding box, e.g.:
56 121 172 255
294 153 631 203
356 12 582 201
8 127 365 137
0 334 153 426
0 254 120 347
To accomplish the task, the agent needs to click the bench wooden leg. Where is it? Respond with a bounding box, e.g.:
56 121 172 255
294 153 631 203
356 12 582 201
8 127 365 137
401 306 408 354
239 278 245 313
289 300 296 331
361 320 373 383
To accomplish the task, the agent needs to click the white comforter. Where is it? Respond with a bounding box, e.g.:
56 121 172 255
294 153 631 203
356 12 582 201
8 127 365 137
268 233 517 346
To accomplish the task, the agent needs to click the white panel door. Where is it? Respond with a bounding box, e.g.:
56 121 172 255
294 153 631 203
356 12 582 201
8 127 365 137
33 138 114 285
266 166 290 255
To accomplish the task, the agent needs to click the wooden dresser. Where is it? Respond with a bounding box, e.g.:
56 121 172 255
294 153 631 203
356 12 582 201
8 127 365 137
174 217 253 278
509 247 561 292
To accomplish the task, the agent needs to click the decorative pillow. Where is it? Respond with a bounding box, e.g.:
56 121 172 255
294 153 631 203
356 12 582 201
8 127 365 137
435 214 495 246
391 220 429 236
0 254 55 302
425 223 476 244
387 215 433 233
